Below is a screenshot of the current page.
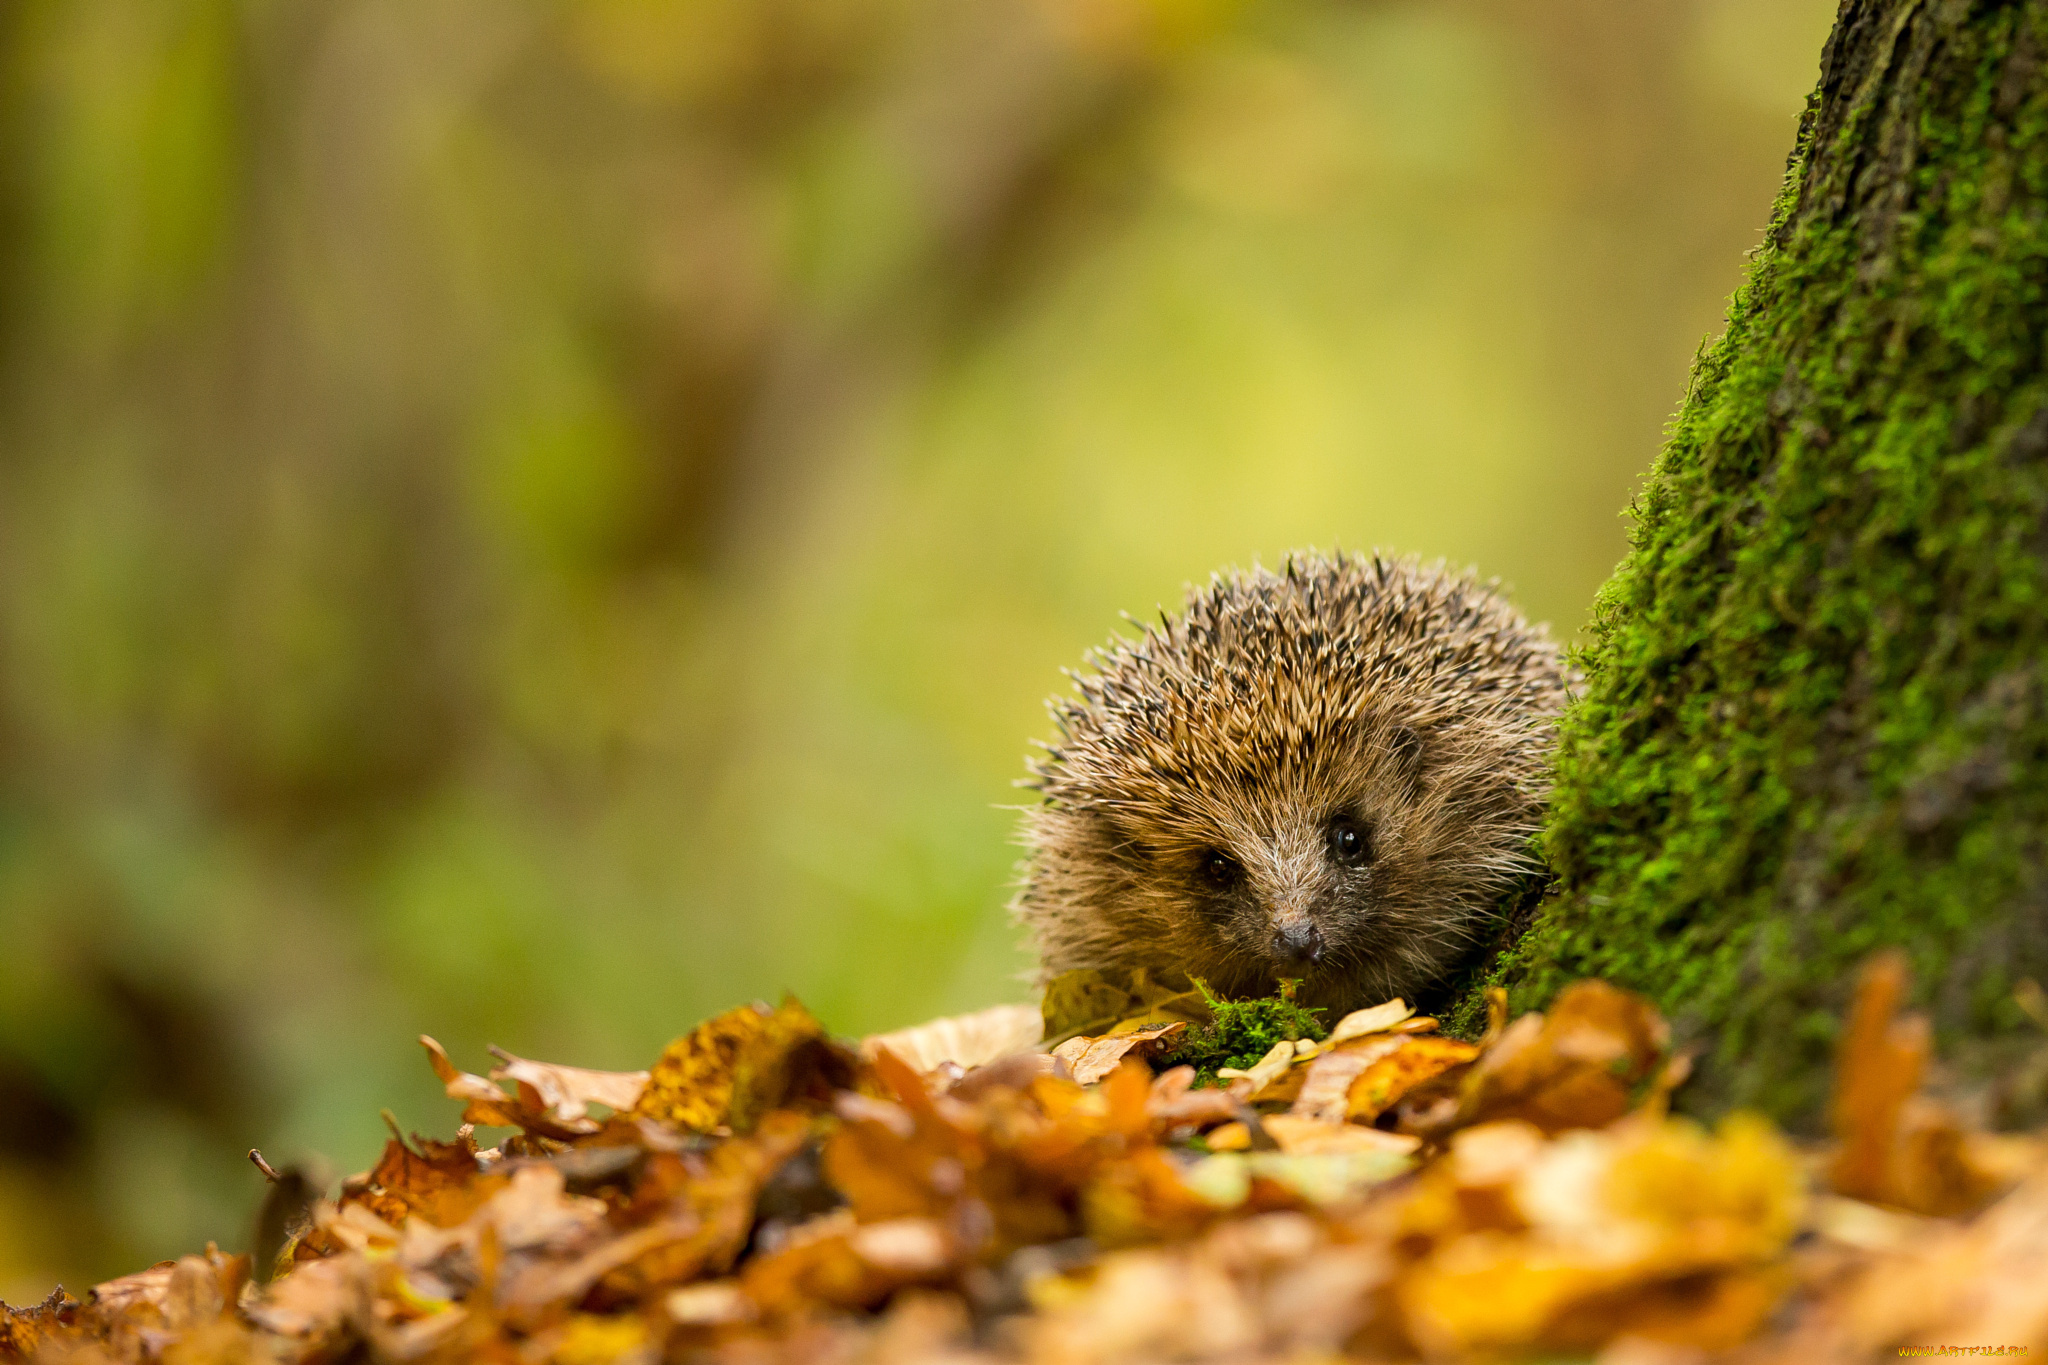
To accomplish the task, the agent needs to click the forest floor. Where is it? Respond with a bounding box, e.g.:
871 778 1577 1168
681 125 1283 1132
3 953 2046 1363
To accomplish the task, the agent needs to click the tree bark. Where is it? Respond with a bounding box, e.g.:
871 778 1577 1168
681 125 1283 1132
1478 0 2048 1125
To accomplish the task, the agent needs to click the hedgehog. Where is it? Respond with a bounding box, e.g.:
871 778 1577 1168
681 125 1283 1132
1012 550 1572 1017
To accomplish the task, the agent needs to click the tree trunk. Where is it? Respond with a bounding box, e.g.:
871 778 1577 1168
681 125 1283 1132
1479 0 2048 1125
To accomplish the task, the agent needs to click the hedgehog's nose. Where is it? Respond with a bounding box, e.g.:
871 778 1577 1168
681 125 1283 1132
1271 919 1324 966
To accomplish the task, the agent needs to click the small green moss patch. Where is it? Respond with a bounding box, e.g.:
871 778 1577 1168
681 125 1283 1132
1162 979 1327 1085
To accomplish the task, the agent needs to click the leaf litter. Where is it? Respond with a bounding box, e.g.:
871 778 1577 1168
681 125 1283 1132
5 952 2048 1363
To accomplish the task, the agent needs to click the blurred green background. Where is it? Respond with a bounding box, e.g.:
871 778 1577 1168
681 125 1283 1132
0 0 1831 1295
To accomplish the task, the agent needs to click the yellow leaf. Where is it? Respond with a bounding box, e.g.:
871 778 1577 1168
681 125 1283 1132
633 997 847 1133
1326 998 1414 1045
1040 967 1211 1046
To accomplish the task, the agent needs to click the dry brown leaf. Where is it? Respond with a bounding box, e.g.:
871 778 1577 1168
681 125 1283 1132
336 1127 494 1230
1084 1145 1230 1247
486 1047 648 1123
1259 1114 1419 1157
420 1034 545 1132
1039 966 1211 1047
0 1290 82 1363
1828 950 1927 1204
42 962 2048 1365
1754 1166 2048 1358
862 1002 1042 1074
1145 1065 1239 1131
245 1255 369 1346
1051 1021 1186 1086
740 1211 956 1313
1449 979 1668 1135
88 1262 178 1318
1022 1244 1260 1363
1820 953 2022 1218
596 1110 812 1302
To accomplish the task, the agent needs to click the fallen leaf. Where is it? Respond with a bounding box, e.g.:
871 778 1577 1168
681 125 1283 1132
741 1211 955 1312
1345 1034 1482 1123
344 1127 494 1230
1759 1166 2048 1357
1216 1040 1298 1101
88 1262 179 1318
421 1035 542 1132
1248 1149 1415 1204
486 1047 648 1123
1259 1114 1419 1157
664 1279 753 1327
1040 967 1210 1047
1290 1035 1407 1123
1326 998 1414 1045
1828 951 1928 1202
1051 1021 1187 1086
1022 1244 1260 1363
1145 1065 1239 1131
43 961 2048 1365
863 1002 1042 1074
0 1290 82 1362
1205 1122 1251 1152
595 1111 812 1301
633 998 848 1134
1400 1111 1801 1355
1448 980 1668 1135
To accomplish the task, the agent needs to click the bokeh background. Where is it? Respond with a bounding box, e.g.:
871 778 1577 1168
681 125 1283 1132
0 0 1833 1295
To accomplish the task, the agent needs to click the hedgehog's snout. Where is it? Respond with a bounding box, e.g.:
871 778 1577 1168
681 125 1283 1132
1269 917 1325 967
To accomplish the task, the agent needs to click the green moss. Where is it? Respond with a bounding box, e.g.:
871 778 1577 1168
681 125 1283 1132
1162 979 1327 1085
1468 3 2048 1125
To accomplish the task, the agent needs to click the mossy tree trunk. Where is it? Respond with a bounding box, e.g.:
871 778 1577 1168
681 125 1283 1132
1485 0 2048 1124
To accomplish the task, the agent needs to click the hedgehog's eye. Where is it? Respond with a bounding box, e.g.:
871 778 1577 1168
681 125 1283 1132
1199 849 1240 889
1327 816 1372 868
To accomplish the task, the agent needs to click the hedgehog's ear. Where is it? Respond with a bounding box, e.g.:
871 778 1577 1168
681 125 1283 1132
1385 723 1429 798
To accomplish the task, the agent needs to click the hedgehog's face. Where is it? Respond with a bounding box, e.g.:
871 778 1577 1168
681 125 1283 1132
1048 718 1531 1009
1178 806 1377 979
1153 782 1430 1003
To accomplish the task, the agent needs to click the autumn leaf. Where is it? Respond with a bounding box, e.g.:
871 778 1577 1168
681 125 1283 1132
1050 1021 1186 1086
1215 1039 1301 1101
486 1046 648 1124
1258 1114 1418 1158
633 997 850 1134
1398 1112 1802 1354
1145 1065 1240 1132
421 1034 541 1132
1326 998 1414 1044
1826 952 2017 1217
0 1291 81 1364
337 1126 494 1229
1445 979 1668 1135
1345 1035 1481 1124
862 1002 1042 1075
1040 966 1211 1046
27 962 2048 1365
